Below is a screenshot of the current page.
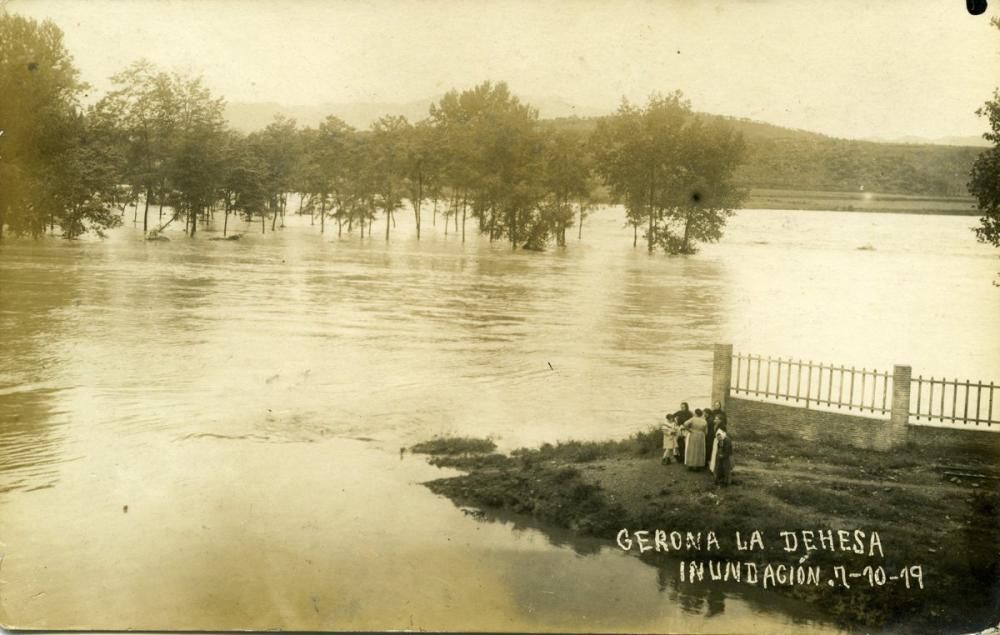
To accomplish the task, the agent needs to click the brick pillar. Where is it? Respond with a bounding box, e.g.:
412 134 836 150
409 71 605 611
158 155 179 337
890 365 911 426
712 343 733 408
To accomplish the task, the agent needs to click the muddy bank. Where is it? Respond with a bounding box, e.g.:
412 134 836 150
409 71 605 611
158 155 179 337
413 429 1000 634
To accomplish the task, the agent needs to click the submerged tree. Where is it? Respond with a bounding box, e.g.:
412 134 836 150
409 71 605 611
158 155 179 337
655 115 747 254
218 131 267 236
0 13 120 239
401 120 439 240
168 73 227 236
540 128 593 246
592 93 746 254
368 115 408 241
969 17 1000 250
430 81 549 248
304 115 355 234
93 59 178 234
249 115 301 233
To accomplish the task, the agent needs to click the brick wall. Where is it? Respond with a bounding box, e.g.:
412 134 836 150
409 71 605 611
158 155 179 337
727 397 999 454
727 397 904 450
904 423 1000 455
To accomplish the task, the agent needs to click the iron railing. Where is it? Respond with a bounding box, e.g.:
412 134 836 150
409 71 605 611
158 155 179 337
731 353 892 415
910 376 996 427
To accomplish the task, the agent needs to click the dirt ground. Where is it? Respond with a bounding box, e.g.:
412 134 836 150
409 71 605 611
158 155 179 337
415 428 1000 633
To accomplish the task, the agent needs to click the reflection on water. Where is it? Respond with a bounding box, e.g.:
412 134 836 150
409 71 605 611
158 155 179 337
0 206 996 631
0 250 83 493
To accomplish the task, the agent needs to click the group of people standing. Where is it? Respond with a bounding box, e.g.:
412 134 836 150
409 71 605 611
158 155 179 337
661 401 734 486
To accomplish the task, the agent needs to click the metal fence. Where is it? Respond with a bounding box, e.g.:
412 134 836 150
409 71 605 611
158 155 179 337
911 376 997 427
730 353 892 415
729 350 998 428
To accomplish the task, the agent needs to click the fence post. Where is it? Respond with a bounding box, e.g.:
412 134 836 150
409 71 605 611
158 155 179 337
712 343 734 408
890 365 912 426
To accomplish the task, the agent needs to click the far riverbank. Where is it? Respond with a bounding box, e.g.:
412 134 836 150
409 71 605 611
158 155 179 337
744 188 978 215
413 428 999 634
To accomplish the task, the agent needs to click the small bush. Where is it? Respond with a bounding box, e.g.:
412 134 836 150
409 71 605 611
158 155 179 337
411 436 497 455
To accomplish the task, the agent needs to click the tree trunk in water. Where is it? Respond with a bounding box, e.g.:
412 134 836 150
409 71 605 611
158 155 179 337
261 213 266 234
648 167 656 253
156 212 178 234
633 222 637 247
143 188 151 234
320 197 326 234
647 211 654 253
271 200 278 231
415 174 423 240
461 197 467 243
432 198 437 227
189 207 197 237
223 200 229 237
578 205 583 240
682 210 691 253
159 199 164 221
385 207 390 241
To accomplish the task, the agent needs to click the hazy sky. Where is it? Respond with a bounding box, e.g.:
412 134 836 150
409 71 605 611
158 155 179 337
9 0 1000 140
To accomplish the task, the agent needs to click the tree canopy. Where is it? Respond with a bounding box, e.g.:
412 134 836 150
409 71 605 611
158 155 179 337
1 16 754 254
592 93 746 254
0 12 120 238
968 17 1000 249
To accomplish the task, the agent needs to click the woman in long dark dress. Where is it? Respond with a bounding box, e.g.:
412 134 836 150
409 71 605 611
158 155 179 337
709 412 727 473
673 402 691 462
714 429 734 486
703 408 715 467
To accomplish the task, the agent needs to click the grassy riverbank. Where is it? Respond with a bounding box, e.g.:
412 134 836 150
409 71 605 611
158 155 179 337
744 188 978 215
413 429 999 634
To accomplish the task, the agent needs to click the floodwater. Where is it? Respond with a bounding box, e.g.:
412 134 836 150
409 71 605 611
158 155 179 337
0 206 997 631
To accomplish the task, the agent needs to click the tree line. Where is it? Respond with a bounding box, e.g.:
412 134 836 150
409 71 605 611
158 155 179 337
1 13 749 254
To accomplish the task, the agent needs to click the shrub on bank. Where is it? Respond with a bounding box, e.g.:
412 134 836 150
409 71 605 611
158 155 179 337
411 436 497 455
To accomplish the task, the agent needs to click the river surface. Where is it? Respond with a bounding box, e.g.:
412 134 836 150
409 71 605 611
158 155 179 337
1 206 997 631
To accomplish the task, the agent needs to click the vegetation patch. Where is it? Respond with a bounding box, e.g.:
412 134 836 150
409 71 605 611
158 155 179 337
410 436 497 456
415 429 1000 634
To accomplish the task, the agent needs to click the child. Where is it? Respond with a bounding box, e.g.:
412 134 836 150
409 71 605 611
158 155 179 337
661 414 679 464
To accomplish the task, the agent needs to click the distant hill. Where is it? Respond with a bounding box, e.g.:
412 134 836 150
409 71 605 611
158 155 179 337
727 118 982 197
545 115 984 198
224 99 987 199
